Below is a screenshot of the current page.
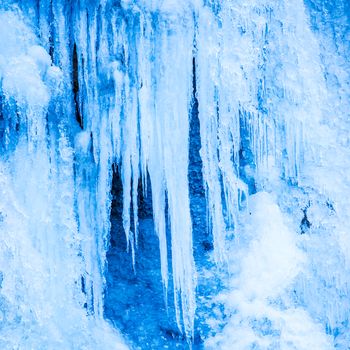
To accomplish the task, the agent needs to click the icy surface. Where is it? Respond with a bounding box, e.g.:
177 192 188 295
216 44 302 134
0 7 126 350
0 0 350 349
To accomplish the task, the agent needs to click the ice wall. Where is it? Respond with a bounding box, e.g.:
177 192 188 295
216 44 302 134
199 1 350 348
0 7 127 350
1 0 350 348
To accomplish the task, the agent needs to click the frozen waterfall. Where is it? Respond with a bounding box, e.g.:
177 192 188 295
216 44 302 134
0 0 349 349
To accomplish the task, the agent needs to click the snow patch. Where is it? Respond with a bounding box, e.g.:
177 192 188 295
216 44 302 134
206 193 333 350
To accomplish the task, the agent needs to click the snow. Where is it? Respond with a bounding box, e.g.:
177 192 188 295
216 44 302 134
205 193 333 350
238 193 305 299
0 12 49 107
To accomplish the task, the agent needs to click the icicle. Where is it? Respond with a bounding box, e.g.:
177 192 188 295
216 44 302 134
196 5 248 263
111 4 198 335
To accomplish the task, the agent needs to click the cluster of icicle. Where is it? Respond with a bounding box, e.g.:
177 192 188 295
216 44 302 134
0 5 128 349
0 0 343 346
99 0 320 337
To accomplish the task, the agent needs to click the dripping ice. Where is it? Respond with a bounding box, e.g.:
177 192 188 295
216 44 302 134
0 0 349 349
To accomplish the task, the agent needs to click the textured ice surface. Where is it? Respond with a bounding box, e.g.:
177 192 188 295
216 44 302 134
0 7 126 350
0 0 350 349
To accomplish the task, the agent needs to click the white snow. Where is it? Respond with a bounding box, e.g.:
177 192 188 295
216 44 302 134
205 193 333 350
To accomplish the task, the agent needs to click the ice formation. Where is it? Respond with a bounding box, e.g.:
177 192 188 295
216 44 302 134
0 0 349 349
